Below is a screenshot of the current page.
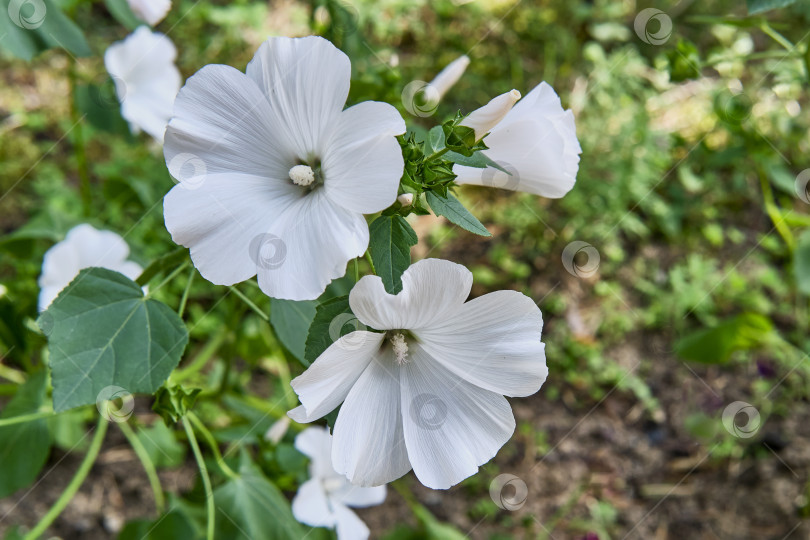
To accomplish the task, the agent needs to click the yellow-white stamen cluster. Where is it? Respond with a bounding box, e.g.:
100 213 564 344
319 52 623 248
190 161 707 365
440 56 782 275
289 164 315 186
390 332 409 365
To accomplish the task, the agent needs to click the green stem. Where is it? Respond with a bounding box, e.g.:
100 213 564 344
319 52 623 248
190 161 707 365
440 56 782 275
183 417 215 540
229 286 269 322
0 362 25 384
230 394 303 431
759 171 795 251
760 21 794 51
147 261 190 298
178 266 196 318
187 412 239 479
67 55 91 217
172 327 228 383
364 250 376 275
0 409 53 428
354 257 360 282
117 421 165 513
425 147 450 162
23 415 108 540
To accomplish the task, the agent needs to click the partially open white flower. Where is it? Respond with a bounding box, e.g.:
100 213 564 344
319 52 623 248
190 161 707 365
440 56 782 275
460 89 521 141
127 0 170 26
162 36 406 301
38 224 143 311
104 26 181 144
292 427 386 540
428 54 470 100
453 82 581 198
288 259 547 490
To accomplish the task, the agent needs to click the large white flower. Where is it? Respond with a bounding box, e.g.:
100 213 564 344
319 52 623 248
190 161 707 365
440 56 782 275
127 0 170 26
38 224 143 311
162 36 406 301
288 259 547 490
453 82 582 198
292 427 385 540
104 26 181 143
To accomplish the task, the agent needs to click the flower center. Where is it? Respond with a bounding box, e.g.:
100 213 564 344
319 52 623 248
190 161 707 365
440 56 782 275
289 164 315 186
389 332 409 365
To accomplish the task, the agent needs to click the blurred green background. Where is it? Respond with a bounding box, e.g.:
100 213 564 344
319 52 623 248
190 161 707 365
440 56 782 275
2 0 810 538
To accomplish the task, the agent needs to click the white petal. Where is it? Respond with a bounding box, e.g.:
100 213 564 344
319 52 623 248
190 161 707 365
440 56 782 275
415 290 547 397
163 172 299 286
127 0 170 25
257 191 369 301
454 82 580 198
294 426 337 481
332 350 411 487
164 63 295 182
290 332 384 423
460 89 521 141
428 55 470 100
246 36 350 159
349 259 472 331
292 478 335 528
332 502 370 540
400 344 515 490
337 485 386 508
66 223 131 268
321 101 406 214
105 27 181 143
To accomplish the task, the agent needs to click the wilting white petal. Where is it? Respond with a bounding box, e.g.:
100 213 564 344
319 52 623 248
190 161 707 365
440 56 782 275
289 331 384 423
321 101 406 214
428 54 470 100
454 82 580 198
400 343 515 490
460 89 521 141
292 478 335 528
127 0 170 26
349 259 472 331
264 416 291 445
332 502 370 540
332 350 411 487
38 224 143 311
416 290 547 397
105 27 181 143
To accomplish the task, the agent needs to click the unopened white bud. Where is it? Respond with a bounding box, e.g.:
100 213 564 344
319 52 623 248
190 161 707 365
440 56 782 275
428 55 470 100
397 193 414 206
461 89 521 141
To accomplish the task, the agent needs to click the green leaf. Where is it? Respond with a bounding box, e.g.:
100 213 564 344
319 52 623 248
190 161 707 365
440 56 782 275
35 0 92 56
412 504 467 540
118 510 197 540
74 82 129 135
427 125 446 154
214 455 308 540
104 0 141 29
795 230 810 295
444 150 510 174
368 214 418 294
40 268 189 412
303 295 360 364
425 191 491 237
137 422 186 468
675 313 774 364
0 0 91 59
747 0 797 14
0 371 52 497
270 299 317 364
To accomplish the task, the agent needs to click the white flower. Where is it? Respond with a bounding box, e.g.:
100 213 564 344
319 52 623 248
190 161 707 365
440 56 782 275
460 89 521 141
38 224 143 311
288 259 547 490
292 427 386 540
104 26 181 143
429 54 470 100
127 0 170 26
453 82 582 198
162 36 406 301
